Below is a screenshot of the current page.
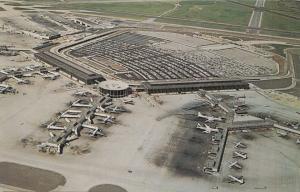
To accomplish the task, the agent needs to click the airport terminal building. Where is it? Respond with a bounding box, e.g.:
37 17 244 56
98 80 130 98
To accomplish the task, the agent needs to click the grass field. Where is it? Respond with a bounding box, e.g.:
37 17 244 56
44 2 174 17
14 0 300 37
156 17 246 32
254 44 299 57
40 0 254 27
265 0 300 18
162 0 254 26
262 12 300 33
262 0 300 32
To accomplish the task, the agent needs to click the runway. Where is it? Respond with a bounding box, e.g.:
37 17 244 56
248 0 266 34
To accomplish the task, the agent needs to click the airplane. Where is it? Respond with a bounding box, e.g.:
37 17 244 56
198 112 225 122
49 132 56 138
0 84 15 94
277 130 288 137
105 106 126 113
36 71 59 80
10 76 30 84
64 109 82 114
48 71 60 78
43 74 59 80
22 73 34 77
71 99 93 108
72 122 104 138
228 161 242 169
103 100 113 107
208 151 217 158
227 175 245 184
23 65 40 72
3 67 17 73
25 64 40 71
234 141 247 149
94 112 115 124
0 69 9 75
37 142 62 154
37 134 78 154
81 124 104 137
203 167 214 175
24 66 34 71
196 123 219 134
47 122 67 131
60 109 82 118
98 105 107 112
122 98 134 105
233 151 247 159
296 138 300 144
74 90 91 97
65 118 71 123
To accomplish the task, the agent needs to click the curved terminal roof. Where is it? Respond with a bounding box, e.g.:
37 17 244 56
98 80 129 91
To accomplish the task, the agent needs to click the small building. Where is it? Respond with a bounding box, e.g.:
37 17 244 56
98 80 130 98
35 51 105 84
142 79 249 94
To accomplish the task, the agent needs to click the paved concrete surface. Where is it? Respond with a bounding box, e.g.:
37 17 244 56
248 0 266 34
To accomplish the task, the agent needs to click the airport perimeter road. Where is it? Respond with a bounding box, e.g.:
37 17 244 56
248 0 266 33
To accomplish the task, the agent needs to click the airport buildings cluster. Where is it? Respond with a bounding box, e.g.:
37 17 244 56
0 2 299 191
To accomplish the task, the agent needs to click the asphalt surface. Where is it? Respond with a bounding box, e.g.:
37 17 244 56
282 53 300 96
248 0 266 33
252 77 292 90
0 162 66 191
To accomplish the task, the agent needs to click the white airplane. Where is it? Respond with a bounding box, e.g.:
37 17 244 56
48 71 60 77
106 106 126 113
22 73 34 77
37 142 62 154
68 109 82 113
98 105 107 112
71 99 93 108
227 175 245 184
74 91 91 97
38 134 78 154
94 112 115 124
49 132 56 138
60 109 81 118
277 130 288 137
10 76 30 84
228 161 242 169
72 123 104 137
234 141 247 149
103 101 113 107
44 74 59 80
208 151 217 158
198 112 225 122
94 112 114 118
122 98 134 105
36 71 59 80
4 67 16 73
203 167 214 175
196 123 219 133
0 70 8 75
0 84 15 94
47 122 67 131
81 124 104 137
233 151 248 159
25 64 40 71
0 84 9 88
24 66 34 71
